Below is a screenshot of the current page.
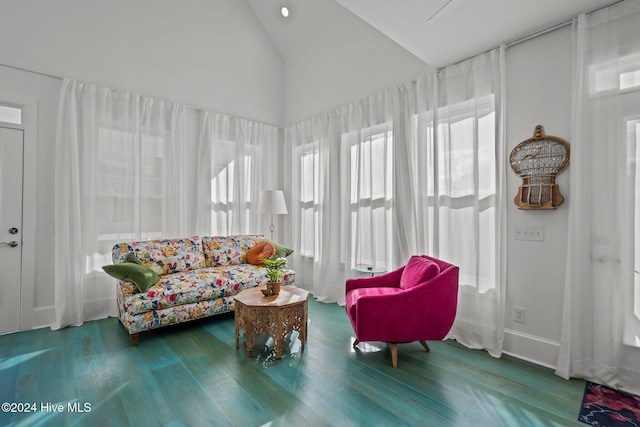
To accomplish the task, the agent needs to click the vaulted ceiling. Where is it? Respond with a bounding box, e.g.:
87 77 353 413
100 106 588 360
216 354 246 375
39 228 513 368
248 0 620 68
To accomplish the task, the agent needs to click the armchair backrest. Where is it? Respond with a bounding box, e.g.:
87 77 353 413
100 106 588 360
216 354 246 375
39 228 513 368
399 255 441 290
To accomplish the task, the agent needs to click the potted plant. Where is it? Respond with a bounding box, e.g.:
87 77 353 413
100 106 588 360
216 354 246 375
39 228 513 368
262 256 287 295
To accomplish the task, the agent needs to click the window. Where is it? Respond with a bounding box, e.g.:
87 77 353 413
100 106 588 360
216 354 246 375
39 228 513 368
0 104 22 125
209 145 255 234
294 124 393 270
86 126 164 274
590 52 640 95
417 95 497 293
342 124 393 269
296 143 319 259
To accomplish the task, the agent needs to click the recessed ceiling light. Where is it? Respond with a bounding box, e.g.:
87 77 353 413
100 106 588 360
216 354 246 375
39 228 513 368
281 6 289 18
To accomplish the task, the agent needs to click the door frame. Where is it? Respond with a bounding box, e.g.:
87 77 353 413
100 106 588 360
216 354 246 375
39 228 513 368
0 90 38 331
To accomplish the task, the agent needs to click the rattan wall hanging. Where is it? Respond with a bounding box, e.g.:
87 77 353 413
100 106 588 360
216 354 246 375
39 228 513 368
510 125 570 210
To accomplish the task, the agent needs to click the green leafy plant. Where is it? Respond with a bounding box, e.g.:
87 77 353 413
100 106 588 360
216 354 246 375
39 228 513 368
262 256 287 283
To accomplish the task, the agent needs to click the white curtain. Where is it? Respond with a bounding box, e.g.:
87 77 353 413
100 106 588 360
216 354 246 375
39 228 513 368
556 1 640 395
53 79 192 329
195 111 279 236
416 48 507 357
286 48 506 358
53 79 278 329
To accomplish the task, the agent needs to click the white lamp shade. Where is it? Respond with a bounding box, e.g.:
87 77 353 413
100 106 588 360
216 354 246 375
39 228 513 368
258 190 288 215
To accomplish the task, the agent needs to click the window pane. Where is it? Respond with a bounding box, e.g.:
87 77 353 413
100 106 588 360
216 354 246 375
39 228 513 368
478 207 496 293
621 69 640 90
478 112 496 199
0 105 21 125
448 118 475 198
212 160 233 204
301 207 314 257
301 152 315 202
439 205 478 286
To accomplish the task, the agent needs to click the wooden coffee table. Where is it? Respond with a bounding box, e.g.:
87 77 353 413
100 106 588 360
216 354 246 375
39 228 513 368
234 286 309 359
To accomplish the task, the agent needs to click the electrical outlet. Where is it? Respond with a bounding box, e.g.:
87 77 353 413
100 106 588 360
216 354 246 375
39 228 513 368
514 307 526 323
514 225 544 241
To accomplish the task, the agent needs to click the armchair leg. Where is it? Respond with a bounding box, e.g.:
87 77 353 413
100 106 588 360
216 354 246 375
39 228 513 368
419 341 431 352
353 339 360 347
390 343 398 368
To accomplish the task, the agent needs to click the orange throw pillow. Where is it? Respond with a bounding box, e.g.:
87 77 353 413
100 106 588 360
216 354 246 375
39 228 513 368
247 241 276 265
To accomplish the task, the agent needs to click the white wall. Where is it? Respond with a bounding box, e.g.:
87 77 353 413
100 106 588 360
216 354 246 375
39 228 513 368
503 26 572 367
283 5 431 124
0 0 284 126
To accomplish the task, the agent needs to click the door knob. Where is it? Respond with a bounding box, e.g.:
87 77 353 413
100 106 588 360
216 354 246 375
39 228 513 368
0 241 18 247
8 227 18 234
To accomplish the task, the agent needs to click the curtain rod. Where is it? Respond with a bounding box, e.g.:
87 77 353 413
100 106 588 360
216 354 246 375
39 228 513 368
0 62 62 81
0 62 280 129
437 0 625 71
509 0 627 48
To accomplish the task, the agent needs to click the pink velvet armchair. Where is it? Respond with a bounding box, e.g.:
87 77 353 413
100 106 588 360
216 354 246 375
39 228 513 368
345 255 459 368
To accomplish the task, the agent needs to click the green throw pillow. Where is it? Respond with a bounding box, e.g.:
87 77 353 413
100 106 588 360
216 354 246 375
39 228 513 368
102 262 160 293
269 241 294 258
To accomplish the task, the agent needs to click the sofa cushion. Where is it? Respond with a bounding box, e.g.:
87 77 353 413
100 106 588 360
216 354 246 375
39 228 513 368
269 241 294 258
247 241 276 265
201 235 263 267
399 256 440 290
118 265 296 315
103 262 160 293
112 236 204 276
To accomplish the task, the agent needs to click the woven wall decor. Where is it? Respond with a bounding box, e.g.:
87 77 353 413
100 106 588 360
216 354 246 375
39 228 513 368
510 125 570 210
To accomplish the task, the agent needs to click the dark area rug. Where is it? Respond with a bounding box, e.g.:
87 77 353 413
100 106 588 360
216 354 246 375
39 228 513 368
579 381 640 427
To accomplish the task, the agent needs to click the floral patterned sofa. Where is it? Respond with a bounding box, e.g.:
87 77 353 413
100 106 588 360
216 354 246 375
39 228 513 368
111 234 295 345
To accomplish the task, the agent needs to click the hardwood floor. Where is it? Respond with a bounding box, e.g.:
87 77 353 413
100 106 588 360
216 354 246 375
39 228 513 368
0 298 585 426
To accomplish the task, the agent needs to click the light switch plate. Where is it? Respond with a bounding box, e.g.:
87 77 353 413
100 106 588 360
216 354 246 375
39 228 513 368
514 225 544 241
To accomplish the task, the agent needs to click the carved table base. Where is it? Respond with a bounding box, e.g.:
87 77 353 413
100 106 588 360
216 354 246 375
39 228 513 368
234 286 309 359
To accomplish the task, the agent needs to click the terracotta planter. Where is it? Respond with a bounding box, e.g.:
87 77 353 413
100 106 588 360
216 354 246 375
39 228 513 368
266 282 281 295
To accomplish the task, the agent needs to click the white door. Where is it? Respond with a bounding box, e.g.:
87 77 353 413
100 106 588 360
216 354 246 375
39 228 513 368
0 126 23 334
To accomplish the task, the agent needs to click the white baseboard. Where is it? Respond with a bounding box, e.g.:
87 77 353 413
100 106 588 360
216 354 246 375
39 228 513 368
503 328 560 370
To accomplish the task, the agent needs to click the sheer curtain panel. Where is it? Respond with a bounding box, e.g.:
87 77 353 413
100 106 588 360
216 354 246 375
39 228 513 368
556 1 640 395
53 79 192 329
416 48 507 357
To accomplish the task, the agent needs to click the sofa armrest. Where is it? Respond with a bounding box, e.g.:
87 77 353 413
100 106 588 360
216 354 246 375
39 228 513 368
345 266 405 293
